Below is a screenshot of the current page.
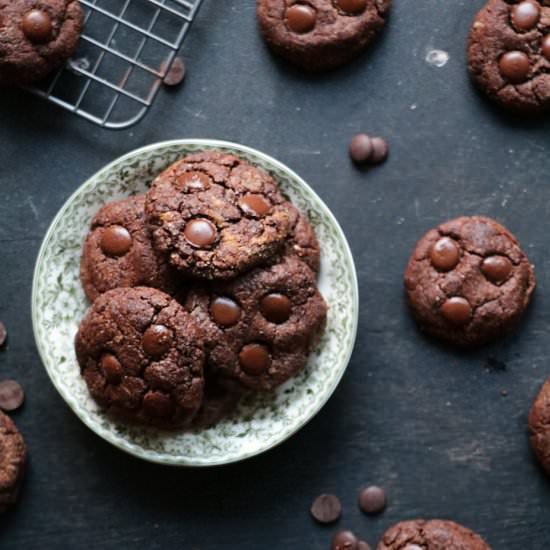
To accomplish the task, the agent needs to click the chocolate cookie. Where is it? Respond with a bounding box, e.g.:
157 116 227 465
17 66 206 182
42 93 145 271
528 376 550 473
468 0 550 111
0 410 26 514
186 256 327 391
145 151 295 280
0 0 84 85
256 0 391 71
377 520 492 550
404 216 535 347
75 287 205 428
80 195 179 302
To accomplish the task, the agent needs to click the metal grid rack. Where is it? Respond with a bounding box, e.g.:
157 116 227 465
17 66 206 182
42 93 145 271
26 0 205 130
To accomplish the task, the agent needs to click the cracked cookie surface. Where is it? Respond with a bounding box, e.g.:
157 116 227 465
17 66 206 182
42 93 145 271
468 0 550 111
377 519 492 550
145 150 295 280
0 0 83 85
185 256 327 392
404 216 535 347
256 0 391 71
80 195 179 303
0 410 26 514
528 376 550 473
75 287 205 428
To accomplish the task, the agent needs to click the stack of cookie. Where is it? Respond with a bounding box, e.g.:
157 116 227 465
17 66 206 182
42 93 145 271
75 151 327 430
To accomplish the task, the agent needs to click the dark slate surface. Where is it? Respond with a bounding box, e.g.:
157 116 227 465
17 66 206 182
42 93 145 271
1 1 550 548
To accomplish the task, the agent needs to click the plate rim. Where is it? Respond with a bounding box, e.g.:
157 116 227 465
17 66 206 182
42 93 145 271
31 139 359 466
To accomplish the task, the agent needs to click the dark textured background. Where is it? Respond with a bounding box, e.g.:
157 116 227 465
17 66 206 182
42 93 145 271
1 1 550 548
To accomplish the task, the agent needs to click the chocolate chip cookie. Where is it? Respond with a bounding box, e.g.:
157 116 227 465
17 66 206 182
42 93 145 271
0 0 84 85
257 0 391 71
145 151 295 280
0 410 26 514
75 287 205 428
377 520 492 550
528 376 550 473
80 195 179 303
404 216 535 347
468 0 550 111
186 256 327 391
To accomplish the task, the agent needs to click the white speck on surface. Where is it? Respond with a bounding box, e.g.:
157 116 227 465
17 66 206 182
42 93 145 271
410 103 417 110
27 196 39 222
425 49 449 68
68 57 91 72
396 217 405 225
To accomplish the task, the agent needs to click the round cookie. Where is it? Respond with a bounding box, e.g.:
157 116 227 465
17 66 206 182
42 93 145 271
145 151 295 280
186 256 327 391
256 0 391 71
0 0 84 85
468 0 550 112
377 519 492 550
528 376 550 473
75 287 205 428
0 410 26 514
404 216 535 347
80 195 179 302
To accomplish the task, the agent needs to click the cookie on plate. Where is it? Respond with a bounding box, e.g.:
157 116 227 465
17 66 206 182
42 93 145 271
145 150 296 280
256 0 391 71
404 216 535 347
0 0 84 85
186 256 327 391
528 376 550 473
75 287 205 428
0 410 26 514
377 519 492 550
80 195 179 302
468 0 550 112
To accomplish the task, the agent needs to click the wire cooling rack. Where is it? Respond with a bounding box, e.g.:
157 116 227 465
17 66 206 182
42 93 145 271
25 0 204 130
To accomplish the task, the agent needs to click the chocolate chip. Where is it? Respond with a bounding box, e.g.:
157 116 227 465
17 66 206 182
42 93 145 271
310 494 342 524
239 343 271 375
511 1 540 31
430 237 460 271
162 57 186 86
184 218 217 248
142 325 173 358
0 322 6 348
0 380 24 412
143 391 174 417
358 486 386 515
541 34 550 61
349 134 373 164
332 530 358 550
441 297 472 326
22 10 53 43
239 194 271 217
498 51 530 83
260 293 292 324
286 4 317 34
481 255 512 284
335 0 368 15
369 137 389 164
100 353 122 384
210 297 241 327
177 171 210 191
100 226 132 257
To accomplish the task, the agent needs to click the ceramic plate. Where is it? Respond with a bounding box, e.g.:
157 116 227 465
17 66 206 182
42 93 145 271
32 139 359 466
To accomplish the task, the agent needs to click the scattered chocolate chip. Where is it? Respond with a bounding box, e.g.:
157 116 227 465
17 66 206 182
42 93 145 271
498 51 530 83
100 225 132 257
440 297 472 326
162 57 186 86
430 237 460 271
511 1 540 31
142 324 173 358
0 322 6 348
332 530 358 550
143 391 174 417
310 493 342 524
210 297 241 327
177 171 210 191
260 293 292 324
0 380 24 412
184 218 218 248
21 9 53 43
286 4 317 34
369 137 389 164
358 485 386 515
239 194 271 217
100 353 122 384
500 389 509 397
349 134 373 164
335 0 368 15
542 35 550 61
239 343 271 375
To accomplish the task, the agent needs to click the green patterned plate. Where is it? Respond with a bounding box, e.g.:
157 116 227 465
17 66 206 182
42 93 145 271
32 140 358 466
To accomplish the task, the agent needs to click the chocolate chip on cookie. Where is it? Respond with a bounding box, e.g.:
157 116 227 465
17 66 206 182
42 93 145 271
468 0 550 111
377 519 492 550
256 0 391 71
145 151 295 280
0 0 84 85
0 410 26 514
80 195 179 303
186 256 327 391
75 287 205 428
404 216 535 347
528 376 550 474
